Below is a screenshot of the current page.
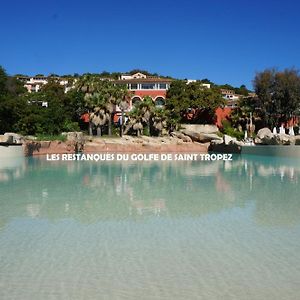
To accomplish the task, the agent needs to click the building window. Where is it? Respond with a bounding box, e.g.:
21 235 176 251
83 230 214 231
132 97 141 106
130 83 138 90
155 97 165 107
141 83 155 89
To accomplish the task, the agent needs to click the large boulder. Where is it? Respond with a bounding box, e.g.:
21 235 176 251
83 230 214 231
180 124 219 134
256 127 273 139
0 135 14 144
223 134 237 145
255 127 276 144
255 128 296 145
181 130 222 143
209 143 241 154
62 131 84 142
210 139 223 145
4 133 24 144
235 140 246 146
62 132 85 152
170 131 192 143
275 134 293 145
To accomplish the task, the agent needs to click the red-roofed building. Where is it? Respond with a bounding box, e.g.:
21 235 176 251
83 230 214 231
114 73 173 109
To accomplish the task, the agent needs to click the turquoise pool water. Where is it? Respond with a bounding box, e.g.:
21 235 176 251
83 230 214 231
0 155 300 300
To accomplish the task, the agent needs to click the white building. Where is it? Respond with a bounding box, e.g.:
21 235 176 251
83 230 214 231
119 72 147 80
186 79 211 89
220 89 240 108
17 76 72 93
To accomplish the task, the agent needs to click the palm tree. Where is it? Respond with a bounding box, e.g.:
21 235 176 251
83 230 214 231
139 96 155 136
88 92 110 136
76 75 137 137
89 107 109 136
123 97 168 137
76 75 104 135
112 87 131 137
152 108 167 136
124 107 143 136
76 76 120 136
76 74 99 94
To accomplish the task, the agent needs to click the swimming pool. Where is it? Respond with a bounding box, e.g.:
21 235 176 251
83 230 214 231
0 155 299 299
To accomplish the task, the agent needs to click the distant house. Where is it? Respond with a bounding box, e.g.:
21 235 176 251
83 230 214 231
220 89 240 108
17 75 72 93
120 72 147 80
187 79 211 89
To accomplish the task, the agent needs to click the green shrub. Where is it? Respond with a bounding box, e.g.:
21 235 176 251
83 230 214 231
221 120 244 140
63 120 80 132
143 126 150 136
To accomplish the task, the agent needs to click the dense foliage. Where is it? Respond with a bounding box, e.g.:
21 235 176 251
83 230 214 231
253 68 300 127
2 65 298 138
0 66 27 133
217 84 250 96
166 80 225 124
0 67 83 135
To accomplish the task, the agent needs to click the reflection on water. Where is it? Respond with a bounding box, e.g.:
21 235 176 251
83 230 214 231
0 157 26 182
0 155 299 228
0 155 300 300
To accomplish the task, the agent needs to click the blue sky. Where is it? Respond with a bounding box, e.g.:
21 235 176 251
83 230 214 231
0 0 299 89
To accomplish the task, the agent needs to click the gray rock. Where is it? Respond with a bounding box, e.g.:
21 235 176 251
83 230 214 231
171 131 192 142
181 130 222 143
63 132 85 152
4 132 24 144
223 134 237 145
65 132 84 142
0 135 14 144
255 131 296 145
255 136 278 145
256 127 273 139
210 139 223 145
235 140 245 146
208 143 241 154
255 128 277 145
180 124 219 134
294 135 300 145
275 134 293 145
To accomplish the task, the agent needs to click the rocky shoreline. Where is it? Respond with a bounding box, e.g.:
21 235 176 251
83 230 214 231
21 125 220 156
2 125 300 157
23 135 209 156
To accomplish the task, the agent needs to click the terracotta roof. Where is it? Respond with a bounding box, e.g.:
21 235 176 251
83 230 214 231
114 78 173 84
220 89 235 94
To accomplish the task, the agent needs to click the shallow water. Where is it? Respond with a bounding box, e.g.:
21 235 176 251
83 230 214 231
0 155 300 300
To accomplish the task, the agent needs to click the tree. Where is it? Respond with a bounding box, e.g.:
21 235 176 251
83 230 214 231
0 66 27 133
253 68 300 127
114 88 130 137
151 107 167 136
16 80 79 135
125 108 143 136
138 96 155 135
76 74 107 135
76 75 130 136
234 85 250 96
123 97 170 136
201 78 212 84
0 66 8 95
166 80 225 124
